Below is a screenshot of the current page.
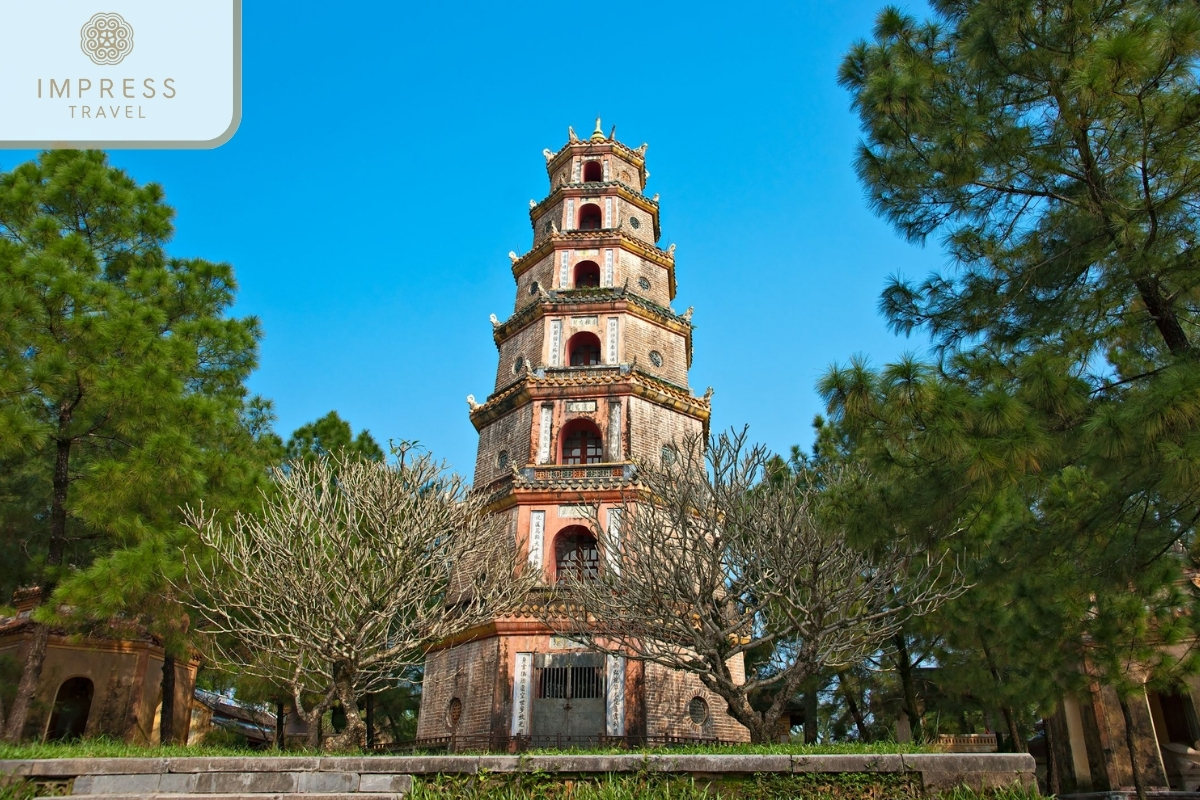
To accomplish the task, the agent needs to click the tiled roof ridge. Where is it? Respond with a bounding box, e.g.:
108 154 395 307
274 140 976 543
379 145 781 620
509 230 675 278
546 137 646 165
473 365 706 421
529 181 656 217
494 289 690 342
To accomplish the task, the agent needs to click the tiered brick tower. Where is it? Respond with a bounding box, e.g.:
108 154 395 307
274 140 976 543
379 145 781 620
416 121 749 747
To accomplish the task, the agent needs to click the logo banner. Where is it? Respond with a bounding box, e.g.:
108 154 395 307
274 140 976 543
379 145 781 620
0 1 241 148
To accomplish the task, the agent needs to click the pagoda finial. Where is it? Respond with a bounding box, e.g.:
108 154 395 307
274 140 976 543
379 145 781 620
568 126 579 142
591 117 606 141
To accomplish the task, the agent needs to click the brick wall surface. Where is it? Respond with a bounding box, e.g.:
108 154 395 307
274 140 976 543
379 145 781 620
613 197 656 246
473 405 534 485
415 637 501 741
513 255 554 312
619 251 673 307
628 397 703 465
644 660 750 742
623 315 688 386
495 319 545 386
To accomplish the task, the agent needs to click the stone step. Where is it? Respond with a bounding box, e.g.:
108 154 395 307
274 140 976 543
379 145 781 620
39 795 406 800
65 771 412 795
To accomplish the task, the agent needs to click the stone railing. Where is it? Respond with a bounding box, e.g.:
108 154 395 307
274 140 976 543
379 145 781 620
519 463 634 485
0 753 1037 798
935 734 998 753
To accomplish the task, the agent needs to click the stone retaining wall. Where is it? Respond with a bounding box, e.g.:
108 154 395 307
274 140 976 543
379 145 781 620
0 753 1037 797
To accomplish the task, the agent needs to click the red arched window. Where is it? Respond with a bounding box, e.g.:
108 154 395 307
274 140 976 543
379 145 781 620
578 203 602 230
574 261 600 288
567 331 602 366
561 420 603 464
582 161 603 182
555 526 599 582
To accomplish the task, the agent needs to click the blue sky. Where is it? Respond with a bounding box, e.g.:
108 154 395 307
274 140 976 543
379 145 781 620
3 0 940 477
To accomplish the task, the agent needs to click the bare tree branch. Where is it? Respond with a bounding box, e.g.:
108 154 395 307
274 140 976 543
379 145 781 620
539 429 967 743
181 452 534 749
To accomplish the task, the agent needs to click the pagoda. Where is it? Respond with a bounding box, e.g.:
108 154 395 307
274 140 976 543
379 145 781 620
416 121 749 747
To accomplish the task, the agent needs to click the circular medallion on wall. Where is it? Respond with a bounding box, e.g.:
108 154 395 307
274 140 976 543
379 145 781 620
688 696 709 725
661 445 678 467
649 350 663 368
638 277 651 290
497 450 509 469
448 697 463 728
544 221 553 233
530 281 540 295
513 356 525 374
629 216 641 229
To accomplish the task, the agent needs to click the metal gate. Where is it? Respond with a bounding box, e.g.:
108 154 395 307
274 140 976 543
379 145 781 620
531 653 605 746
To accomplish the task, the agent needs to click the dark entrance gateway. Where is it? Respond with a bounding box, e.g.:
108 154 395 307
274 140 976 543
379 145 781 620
532 653 605 746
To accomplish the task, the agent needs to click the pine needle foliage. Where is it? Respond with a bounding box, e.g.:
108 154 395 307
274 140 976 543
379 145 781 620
828 0 1200 785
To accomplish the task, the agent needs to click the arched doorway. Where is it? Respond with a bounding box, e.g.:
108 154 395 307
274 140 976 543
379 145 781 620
573 261 601 288
567 331 602 366
560 419 603 464
578 203 602 230
46 677 93 741
555 525 600 583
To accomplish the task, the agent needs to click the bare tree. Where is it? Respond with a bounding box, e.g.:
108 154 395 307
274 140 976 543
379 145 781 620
542 429 965 744
183 451 532 750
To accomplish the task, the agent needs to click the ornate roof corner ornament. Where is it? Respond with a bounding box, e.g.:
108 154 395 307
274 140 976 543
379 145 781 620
682 306 694 322
703 386 714 402
667 243 676 256
644 170 651 181
550 220 559 233
490 313 501 329
467 394 482 411
637 143 648 154
529 199 537 210
508 251 520 264
652 193 660 203
543 148 554 162
568 126 579 142
591 117 606 141
608 125 617 140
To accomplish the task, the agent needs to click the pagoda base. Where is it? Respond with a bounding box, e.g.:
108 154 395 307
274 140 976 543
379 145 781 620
416 622 749 747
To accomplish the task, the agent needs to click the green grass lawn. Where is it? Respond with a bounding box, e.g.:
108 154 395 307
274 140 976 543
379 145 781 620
0 738 937 761
406 774 1044 799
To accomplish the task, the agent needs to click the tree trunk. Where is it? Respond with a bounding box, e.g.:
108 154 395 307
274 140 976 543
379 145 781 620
3 622 49 743
803 685 819 744
838 671 871 742
365 694 374 750
1118 693 1148 800
326 665 367 750
294 686 329 750
1044 714 1060 797
980 636 1024 752
276 701 285 750
6 435 73 743
159 654 175 745
1004 706 1025 753
1135 277 1191 356
893 632 923 742
697 672 772 743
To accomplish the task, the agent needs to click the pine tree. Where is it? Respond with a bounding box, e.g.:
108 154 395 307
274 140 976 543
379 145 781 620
833 2 1200 783
285 411 384 465
0 150 265 742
